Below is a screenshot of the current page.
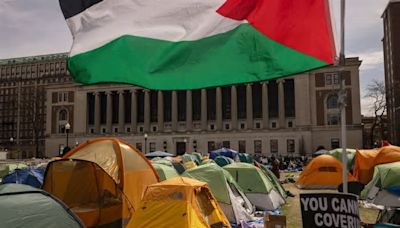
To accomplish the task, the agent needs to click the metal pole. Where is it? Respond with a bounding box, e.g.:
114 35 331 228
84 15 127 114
66 130 69 148
339 0 348 193
144 138 147 154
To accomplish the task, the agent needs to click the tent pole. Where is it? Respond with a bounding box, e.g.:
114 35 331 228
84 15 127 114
339 0 348 193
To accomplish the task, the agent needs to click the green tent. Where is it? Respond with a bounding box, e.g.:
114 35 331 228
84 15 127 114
200 159 215 165
152 163 179 181
191 152 203 164
182 163 254 224
259 164 288 198
238 153 253 163
214 156 234 167
327 148 356 170
360 161 400 208
224 163 285 210
0 184 84 228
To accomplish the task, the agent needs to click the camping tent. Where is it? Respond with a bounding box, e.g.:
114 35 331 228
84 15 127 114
0 184 84 228
296 155 357 189
152 163 179 181
128 177 231 228
238 153 253 163
43 138 159 227
2 167 44 188
145 151 173 159
327 148 356 170
182 163 254 224
258 164 288 198
224 163 285 210
361 161 400 208
0 163 28 179
374 146 400 167
214 156 234 167
353 149 379 184
209 148 238 160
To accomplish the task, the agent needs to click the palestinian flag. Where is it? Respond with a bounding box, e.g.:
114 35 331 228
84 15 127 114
60 0 336 90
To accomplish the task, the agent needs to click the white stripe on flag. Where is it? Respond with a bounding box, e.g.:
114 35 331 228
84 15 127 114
67 0 243 56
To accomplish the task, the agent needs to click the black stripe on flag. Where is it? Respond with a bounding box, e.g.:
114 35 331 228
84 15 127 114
59 0 103 19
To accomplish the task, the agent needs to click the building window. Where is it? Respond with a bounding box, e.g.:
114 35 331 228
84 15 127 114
192 90 201 121
239 140 246 153
208 141 216 152
254 140 262 154
240 123 245 129
270 139 278 153
90 129 94 133
222 141 230 148
152 126 157 132
114 128 118 133
284 79 295 117
287 121 293 128
287 139 295 153
210 124 215 130
331 138 340 149
58 92 69 102
102 128 106 133
177 91 186 121
136 143 142 151
225 123 230 130
268 81 279 118
207 89 216 121
222 87 231 120
237 85 246 119
126 127 131 133
326 94 340 125
325 73 339 85
59 109 67 121
271 122 277 129
149 142 156 152
255 122 261 129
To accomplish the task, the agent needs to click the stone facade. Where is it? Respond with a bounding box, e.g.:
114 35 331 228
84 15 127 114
383 0 400 145
45 58 363 157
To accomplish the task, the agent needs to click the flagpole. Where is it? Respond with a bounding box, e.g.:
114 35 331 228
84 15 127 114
339 0 348 193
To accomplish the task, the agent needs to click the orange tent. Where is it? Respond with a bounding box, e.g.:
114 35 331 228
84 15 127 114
43 138 159 227
296 155 356 189
374 145 400 166
353 149 379 184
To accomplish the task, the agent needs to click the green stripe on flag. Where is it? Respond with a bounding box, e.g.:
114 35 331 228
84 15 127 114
68 24 329 90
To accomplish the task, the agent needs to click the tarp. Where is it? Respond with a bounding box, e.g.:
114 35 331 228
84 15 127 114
361 161 400 207
2 167 45 188
0 184 84 228
224 163 285 210
327 148 356 170
209 148 238 160
182 163 254 224
128 177 231 228
152 163 179 181
353 149 379 184
296 155 357 189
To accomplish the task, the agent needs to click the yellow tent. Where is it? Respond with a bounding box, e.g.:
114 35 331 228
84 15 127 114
353 149 379 184
43 138 159 227
296 155 356 189
128 177 231 228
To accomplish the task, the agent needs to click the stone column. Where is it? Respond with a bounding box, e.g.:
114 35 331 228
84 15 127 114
231 86 238 130
144 90 150 132
246 84 253 129
172 90 178 131
118 91 125 133
201 89 207 131
278 79 285 128
157 91 164 132
130 89 137 133
106 91 112 133
94 92 100 133
262 82 269 129
216 87 222 130
186 90 192 131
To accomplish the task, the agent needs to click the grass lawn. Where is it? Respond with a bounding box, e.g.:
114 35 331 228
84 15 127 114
279 173 379 228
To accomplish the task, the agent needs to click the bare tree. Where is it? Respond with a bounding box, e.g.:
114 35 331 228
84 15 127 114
364 80 386 146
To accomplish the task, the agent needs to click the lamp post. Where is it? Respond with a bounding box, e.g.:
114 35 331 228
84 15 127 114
144 133 148 154
65 123 71 148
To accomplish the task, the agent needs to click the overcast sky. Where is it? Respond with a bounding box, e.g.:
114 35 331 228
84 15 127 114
0 0 390 115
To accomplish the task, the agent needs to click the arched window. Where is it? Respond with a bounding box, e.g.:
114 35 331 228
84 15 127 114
327 95 338 109
59 109 67 121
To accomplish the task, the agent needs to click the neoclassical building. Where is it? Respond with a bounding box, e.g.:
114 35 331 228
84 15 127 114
45 57 363 157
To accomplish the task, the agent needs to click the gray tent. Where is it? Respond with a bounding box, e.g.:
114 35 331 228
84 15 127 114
0 184 84 228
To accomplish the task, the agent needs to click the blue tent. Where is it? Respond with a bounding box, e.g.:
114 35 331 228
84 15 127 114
209 148 238 160
2 167 45 188
214 156 234 167
145 151 173 159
